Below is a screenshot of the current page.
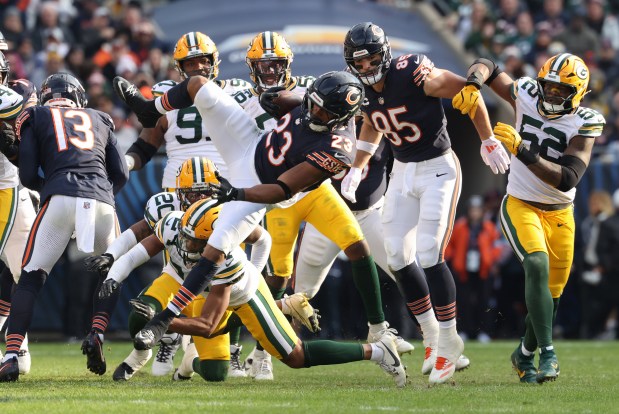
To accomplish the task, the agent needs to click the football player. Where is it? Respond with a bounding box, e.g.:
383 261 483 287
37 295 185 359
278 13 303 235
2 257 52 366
229 31 412 380
0 56 39 375
128 199 406 386
113 70 407 377
453 53 605 383
340 22 510 384
0 73 129 382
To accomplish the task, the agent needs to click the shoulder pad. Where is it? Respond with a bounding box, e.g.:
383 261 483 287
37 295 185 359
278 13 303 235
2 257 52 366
0 85 24 120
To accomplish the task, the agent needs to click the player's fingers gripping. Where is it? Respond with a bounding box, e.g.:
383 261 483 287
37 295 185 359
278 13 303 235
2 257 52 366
493 122 521 155
129 298 156 320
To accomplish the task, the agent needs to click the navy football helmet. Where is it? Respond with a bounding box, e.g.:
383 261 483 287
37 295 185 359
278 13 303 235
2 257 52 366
40 72 87 108
0 52 9 86
344 22 392 85
301 71 364 132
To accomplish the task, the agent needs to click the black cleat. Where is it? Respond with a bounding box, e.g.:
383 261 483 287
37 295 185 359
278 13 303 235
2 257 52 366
134 312 174 351
113 362 136 382
0 356 19 382
113 77 161 128
82 330 106 375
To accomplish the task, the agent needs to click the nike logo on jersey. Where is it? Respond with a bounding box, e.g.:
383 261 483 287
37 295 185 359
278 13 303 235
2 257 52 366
557 223 564 227
436 173 448 177
334 153 348 160
414 55 420 64
224 256 235 267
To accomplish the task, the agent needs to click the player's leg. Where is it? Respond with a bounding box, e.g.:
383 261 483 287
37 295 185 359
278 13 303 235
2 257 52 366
500 195 551 383
414 152 463 384
0 196 74 381
382 160 439 374
189 303 232 382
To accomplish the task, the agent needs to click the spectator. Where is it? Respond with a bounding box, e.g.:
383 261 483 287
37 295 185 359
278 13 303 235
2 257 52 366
455 0 489 44
585 0 619 51
130 21 167 64
445 196 502 342
1 7 23 50
31 2 76 52
554 8 601 61
534 0 569 37
509 11 536 58
495 0 524 37
525 21 554 63
81 6 116 58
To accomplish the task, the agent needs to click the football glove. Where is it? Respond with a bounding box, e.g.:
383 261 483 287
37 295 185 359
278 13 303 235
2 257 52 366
129 298 156 321
480 136 510 174
493 122 522 155
281 293 321 333
84 253 115 275
98 279 120 299
452 84 481 119
0 124 17 157
259 86 286 118
341 167 362 203
211 172 244 202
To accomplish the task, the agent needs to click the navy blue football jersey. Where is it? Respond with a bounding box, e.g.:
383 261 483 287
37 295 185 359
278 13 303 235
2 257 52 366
16 106 128 205
254 106 355 190
361 54 451 162
8 79 37 107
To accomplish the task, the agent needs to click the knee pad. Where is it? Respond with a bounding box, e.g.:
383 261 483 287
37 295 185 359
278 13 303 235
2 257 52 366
384 237 406 270
194 359 228 382
417 234 438 268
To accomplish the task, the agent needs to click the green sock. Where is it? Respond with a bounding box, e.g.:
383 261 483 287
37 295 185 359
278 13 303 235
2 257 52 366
523 252 553 348
552 297 560 322
128 295 162 337
351 255 384 324
523 314 537 352
193 359 228 382
303 340 364 367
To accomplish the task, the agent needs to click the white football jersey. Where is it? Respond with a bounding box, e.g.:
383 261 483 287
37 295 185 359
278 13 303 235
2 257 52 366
143 191 181 230
155 211 259 306
161 78 250 188
231 75 314 132
507 77 605 204
0 154 18 189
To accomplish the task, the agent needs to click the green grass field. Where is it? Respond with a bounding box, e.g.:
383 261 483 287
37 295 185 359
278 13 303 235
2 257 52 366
2 340 619 413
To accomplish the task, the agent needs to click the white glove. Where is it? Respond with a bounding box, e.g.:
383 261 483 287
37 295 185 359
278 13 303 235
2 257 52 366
341 167 362 203
480 137 510 175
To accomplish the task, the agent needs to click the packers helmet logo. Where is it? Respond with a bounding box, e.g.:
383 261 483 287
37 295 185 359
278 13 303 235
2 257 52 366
576 64 588 80
345 90 361 106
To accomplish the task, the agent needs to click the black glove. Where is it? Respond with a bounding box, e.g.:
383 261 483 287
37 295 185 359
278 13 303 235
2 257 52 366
129 298 156 321
98 279 120 299
211 171 245 202
84 253 115 275
0 124 17 157
259 86 286 118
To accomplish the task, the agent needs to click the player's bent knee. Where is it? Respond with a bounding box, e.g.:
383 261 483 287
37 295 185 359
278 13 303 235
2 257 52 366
281 342 305 369
384 237 406 270
417 234 439 268
194 359 228 382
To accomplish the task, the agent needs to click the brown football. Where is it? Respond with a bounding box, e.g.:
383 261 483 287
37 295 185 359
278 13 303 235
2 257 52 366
272 90 303 118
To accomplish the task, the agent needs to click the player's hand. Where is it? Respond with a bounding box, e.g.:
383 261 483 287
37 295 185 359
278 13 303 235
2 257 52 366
98 279 120 299
211 172 243 202
452 84 481 119
493 122 522 155
259 86 286 118
341 167 362 203
129 298 156 321
480 136 510 174
84 253 115 274
0 124 16 155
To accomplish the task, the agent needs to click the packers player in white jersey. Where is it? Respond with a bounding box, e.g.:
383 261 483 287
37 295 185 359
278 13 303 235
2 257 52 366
100 199 320 382
227 31 413 380
125 198 405 387
453 53 605 383
123 31 250 188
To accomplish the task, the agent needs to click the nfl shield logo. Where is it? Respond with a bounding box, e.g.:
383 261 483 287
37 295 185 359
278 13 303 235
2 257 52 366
83 202 91 209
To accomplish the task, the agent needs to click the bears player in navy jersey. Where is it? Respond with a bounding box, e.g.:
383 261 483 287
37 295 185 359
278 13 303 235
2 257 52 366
340 22 510 384
0 73 129 382
112 71 405 379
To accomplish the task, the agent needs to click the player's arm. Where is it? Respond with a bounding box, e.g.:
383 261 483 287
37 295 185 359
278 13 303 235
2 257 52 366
105 131 129 194
125 116 166 171
168 284 231 337
244 225 272 272
105 234 163 284
17 124 43 191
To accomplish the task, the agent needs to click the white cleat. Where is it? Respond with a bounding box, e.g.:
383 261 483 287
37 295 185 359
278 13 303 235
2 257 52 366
173 342 197 381
367 322 414 356
252 350 274 381
429 332 464 385
152 333 182 376
228 345 247 378
456 354 470 371
113 349 152 381
422 346 437 375
375 337 408 388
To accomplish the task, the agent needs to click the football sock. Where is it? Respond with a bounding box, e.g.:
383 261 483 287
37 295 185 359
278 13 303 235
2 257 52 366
166 257 217 315
193 359 228 382
0 264 13 330
229 327 241 346
424 262 457 323
523 315 538 352
5 269 46 354
91 275 121 335
351 255 384 324
523 252 553 348
128 295 162 337
303 341 364 367
155 78 192 112
391 262 431 321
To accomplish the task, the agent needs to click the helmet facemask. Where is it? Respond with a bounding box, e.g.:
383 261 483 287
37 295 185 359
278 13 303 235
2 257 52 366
176 230 207 266
346 46 391 86
537 79 578 115
250 58 290 90
176 186 214 211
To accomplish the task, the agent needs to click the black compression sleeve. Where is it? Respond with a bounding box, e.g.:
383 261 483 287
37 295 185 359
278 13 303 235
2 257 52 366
127 138 158 166
164 78 193 109
557 155 587 192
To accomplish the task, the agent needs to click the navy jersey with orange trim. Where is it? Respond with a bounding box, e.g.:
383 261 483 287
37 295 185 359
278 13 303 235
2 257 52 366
254 106 355 189
361 54 451 163
8 79 37 107
16 106 128 206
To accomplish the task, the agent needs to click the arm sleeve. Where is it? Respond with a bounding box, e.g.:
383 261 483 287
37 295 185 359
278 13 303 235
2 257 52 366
17 124 44 191
105 131 130 194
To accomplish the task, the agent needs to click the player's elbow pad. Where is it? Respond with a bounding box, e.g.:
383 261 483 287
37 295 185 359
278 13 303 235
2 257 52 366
556 155 587 192
127 138 158 166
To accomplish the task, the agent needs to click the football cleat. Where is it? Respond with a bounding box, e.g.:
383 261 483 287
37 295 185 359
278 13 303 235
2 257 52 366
282 293 321 333
173 369 192 381
113 362 137 381
456 354 470 371
113 76 161 128
252 349 273 381
375 338 407 388
429 331 464 385
81 330 106 375
228 344 247 378
367 322 414 356
17 349 31 375
422 346 437 375
152 333 182 376
243 347 256 374
173 342 197 380
0 356 19 382
536 348 560 384
113 349 153 381
134 312 174 351
511 344 536 384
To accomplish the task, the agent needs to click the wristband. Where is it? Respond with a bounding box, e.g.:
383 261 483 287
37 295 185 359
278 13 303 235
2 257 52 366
466 71 484 90
356 140 379 155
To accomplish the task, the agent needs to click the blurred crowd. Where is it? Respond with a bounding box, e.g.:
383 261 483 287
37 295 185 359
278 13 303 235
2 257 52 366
441 0 619 160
